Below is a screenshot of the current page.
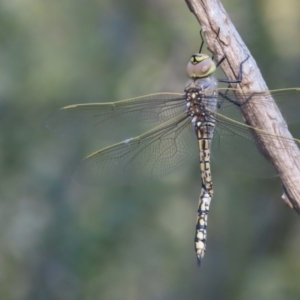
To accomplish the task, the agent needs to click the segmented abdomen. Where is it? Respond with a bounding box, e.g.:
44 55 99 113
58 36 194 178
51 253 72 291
195 121 215 266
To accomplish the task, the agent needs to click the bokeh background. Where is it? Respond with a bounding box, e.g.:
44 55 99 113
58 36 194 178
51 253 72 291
1 0 300 299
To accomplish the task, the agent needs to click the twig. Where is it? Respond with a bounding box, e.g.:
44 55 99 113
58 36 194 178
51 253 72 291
185 0 300 213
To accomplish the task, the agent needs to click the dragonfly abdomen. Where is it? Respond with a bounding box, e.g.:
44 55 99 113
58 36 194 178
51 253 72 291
194 121 215 266
185 86 217 265
195 187 212 265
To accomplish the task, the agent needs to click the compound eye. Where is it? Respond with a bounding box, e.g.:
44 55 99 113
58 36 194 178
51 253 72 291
186 54 216 78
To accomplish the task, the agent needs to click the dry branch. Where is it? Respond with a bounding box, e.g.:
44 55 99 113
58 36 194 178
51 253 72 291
185 0 300 213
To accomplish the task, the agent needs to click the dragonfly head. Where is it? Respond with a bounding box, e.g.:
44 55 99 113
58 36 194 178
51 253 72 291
187 53 216 79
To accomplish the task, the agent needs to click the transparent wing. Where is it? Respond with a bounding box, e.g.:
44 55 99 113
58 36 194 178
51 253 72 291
210 104 300 177
214 88 300 125
48 87 300 181
46 93 186 140
73 113 197 185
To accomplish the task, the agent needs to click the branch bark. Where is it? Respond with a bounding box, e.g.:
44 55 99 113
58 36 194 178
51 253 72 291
185 0 300 213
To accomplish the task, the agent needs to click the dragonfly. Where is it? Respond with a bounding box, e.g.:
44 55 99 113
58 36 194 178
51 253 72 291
47 39 300 266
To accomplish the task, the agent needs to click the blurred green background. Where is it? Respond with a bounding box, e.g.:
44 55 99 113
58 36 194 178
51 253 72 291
0 0 300 299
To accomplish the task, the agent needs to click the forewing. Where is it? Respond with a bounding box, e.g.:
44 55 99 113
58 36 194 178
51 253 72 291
46 93 186 140
215 88 300 125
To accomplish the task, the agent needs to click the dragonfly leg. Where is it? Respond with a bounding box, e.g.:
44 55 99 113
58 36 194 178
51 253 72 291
211 27 221 63
211 27 250 85
199 30 205 53
217 54 250 84
218 90 261 107
200 27 224 65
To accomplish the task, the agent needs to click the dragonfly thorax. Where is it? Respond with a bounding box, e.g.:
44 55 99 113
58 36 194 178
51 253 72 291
185 53 218 125
185 75 218 91
185 88 217 124
186 53 216 79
